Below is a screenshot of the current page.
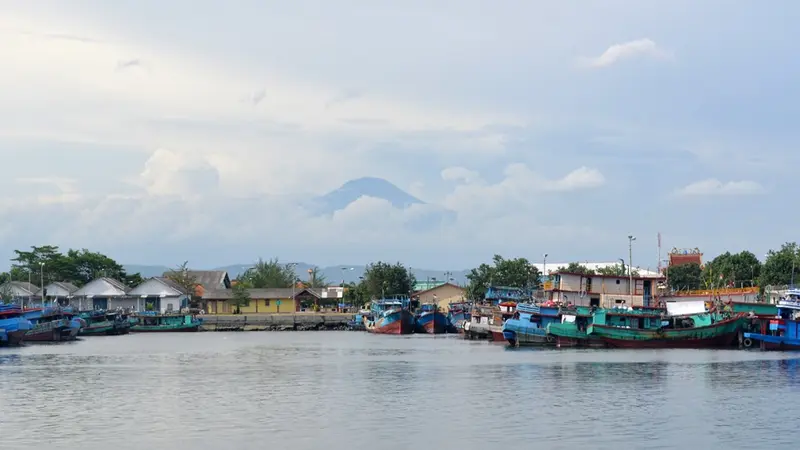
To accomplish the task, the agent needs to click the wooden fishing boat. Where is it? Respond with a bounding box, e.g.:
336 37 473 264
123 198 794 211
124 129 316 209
587 307 745 349
743 289 800 350
363 297 415 335
23 306 84 342
415 303 449 334
0 304 32 346
79 310 132 336
130 312 202 332
445 301 471 333
546 305 606 348
502 302 561 346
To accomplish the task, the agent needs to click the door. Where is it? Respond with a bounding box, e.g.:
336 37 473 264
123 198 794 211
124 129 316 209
643 281 652 306
93 298 108 310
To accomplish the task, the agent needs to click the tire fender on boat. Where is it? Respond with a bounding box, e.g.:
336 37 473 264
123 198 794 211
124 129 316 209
743 338 753 348
546 335 555 343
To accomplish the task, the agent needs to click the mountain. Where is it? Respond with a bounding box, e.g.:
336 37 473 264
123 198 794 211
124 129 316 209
124 263 469 286
309 177 424 215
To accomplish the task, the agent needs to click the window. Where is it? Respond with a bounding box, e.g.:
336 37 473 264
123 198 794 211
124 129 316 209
265 300 270 306
167 303 174 311
615 279 620 285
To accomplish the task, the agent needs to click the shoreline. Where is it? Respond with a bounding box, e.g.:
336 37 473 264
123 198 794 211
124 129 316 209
199 313 352 331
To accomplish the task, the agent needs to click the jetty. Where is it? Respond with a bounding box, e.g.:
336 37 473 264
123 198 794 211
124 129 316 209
199 313 352 331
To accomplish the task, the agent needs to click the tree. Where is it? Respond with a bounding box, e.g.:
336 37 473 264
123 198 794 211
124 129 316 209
558 262 596 275
63 248 128 286
761 242 800 287
238 258 296 288
702 250 761 288
343 281 368 307
11 245 69 284
302 267 328 288
361 261 415 299
595 263 640 277
666 263 703 291
165 261 200 307
230 283 251 314
466 255 541 300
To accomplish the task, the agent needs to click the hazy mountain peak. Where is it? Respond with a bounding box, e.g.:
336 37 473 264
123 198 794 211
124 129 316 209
310 177 424 214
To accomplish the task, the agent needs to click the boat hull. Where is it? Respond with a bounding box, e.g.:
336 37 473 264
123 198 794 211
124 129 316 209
25 326 72 342
1 330 27 347
130 324 200 332
502 319 553 346
743 332 800 351
489 326 505 342
590 315 745 349
365 310 415 335
547 322 606 348
463 321 491 340
416 311 449 334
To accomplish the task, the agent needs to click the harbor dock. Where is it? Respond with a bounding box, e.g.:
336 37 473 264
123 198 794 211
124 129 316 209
199 313 352 331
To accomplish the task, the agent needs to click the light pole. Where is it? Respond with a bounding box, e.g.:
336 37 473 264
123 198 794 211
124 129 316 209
543 253 548 282
340 267 353 311
628 236 636 304
444 271 453 286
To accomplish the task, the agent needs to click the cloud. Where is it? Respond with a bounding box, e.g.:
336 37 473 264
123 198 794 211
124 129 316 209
578 38 671 68
676 179 766 196
441 167 480 184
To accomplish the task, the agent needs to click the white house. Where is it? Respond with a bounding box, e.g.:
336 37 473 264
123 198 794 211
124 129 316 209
128 277 188 313
36 282 79 305
0 281 38 301
545 270 666 308
72 277 131 310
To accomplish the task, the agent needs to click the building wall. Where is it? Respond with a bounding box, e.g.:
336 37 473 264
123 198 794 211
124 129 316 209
207 298 298 314
557 274 658 296
417 285 466 311
551 291 651 308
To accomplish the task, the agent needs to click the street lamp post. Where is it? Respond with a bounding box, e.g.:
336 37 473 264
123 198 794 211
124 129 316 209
543 253 548 281
628 236 636 304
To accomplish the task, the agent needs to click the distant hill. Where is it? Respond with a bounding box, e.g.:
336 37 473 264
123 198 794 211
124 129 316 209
124 263 469 286
308 177 424 215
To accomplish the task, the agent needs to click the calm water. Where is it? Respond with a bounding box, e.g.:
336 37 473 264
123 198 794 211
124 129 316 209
1 332 799 450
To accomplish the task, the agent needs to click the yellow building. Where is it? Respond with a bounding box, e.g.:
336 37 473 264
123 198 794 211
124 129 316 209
415 283 467 311
203 288 320 314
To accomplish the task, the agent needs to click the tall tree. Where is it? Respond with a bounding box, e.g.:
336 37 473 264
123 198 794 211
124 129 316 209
666 263 703 291
165 261 200 305
595 263 640 277
558 262 596 275
63 248 128 286
302 267 328 288
230 283 251 314
361 261 415 299
702 250 761 288
466 255 541 300
761 242 800 287
11 245 69 284
239 258 297 288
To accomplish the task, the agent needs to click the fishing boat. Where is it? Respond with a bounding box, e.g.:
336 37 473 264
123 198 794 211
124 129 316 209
463 304 495 340
415 303 449 334
0 304 32 346
489 301 518 341
363 296 415 335
347 310 372 331
130 312 203 332
743 289 800 350
587 305 745 349
79 310 132 336
546 305 605 348
446 301 471 333
23 306 84 342
502 302 561 346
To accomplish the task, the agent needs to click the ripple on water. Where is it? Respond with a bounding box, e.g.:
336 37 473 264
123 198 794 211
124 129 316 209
1 332 799 450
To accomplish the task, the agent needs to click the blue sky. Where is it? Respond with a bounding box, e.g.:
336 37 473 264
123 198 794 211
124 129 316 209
0 1 796 271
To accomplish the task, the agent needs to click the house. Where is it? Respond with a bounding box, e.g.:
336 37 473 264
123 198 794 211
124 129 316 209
203 287 316 314
0 281 38 300
661 286 760 304
35 282 79 305
415 282 466 311
545 270 666 308
414 280 446 291
128 277 189 313
161 270 231 297
72 277 131 310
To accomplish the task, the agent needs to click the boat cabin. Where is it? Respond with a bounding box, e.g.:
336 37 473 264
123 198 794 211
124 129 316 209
513 303 561 330
591 307 664 330
767 290 800 340
485 286 527 306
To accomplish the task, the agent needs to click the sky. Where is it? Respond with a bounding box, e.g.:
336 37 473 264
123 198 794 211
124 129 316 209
0 0 797 272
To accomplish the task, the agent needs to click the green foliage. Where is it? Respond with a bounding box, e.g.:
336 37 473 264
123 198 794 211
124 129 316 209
595 263 640 277
165 261 200 307
4 245 141 287
302 267 328 288
238 258 297 288
761 242 800 286
703 250 761 287
361 261 415 299
342 281 368 306
666 263 704 291
558 262 596 275
466 255 541 301
230 283 251 313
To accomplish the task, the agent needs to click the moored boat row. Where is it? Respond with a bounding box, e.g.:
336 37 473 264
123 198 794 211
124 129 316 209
355 295 471 335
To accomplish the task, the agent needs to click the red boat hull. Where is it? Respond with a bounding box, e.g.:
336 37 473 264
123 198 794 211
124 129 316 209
600 331 739 349
3 330 26 346
556 336 607 348
490 329 505 342
422 321 446 334
369 316 415 335
25 326 75 342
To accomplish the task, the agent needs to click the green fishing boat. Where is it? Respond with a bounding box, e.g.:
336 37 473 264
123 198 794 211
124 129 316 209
79 310 131 336
545 305 606 348
130 312 203 332
586 307 745 349
731 302 776 317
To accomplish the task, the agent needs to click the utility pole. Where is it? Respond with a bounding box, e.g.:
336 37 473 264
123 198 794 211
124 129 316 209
628 236 636 304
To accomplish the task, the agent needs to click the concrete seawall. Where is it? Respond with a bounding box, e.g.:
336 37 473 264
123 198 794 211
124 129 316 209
200 313 353 331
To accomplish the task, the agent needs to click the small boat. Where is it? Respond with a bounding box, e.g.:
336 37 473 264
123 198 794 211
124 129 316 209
587 306 745 349
79 310 132 336
446 302 471 333
130 312 203 332
23 306 84 342
363 297 415 335
347 310 372 331
743 289 800 350
0 304 32 346
546 305 605 348
463 304 495 340
489 301 517 342
415 303 449 334
502 302 561 346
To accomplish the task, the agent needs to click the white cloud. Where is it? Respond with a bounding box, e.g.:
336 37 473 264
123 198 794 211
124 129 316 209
676 179 766 196
441 167 481 184
579 38 671 68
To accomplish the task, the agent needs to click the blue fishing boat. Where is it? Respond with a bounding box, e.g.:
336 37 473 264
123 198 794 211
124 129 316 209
744 289 800 350
502 302 562 346
446 301 472 333
364 296 415 335
415 303 450 334
0 304 32 346
23 306 85 342
347 310 372 331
